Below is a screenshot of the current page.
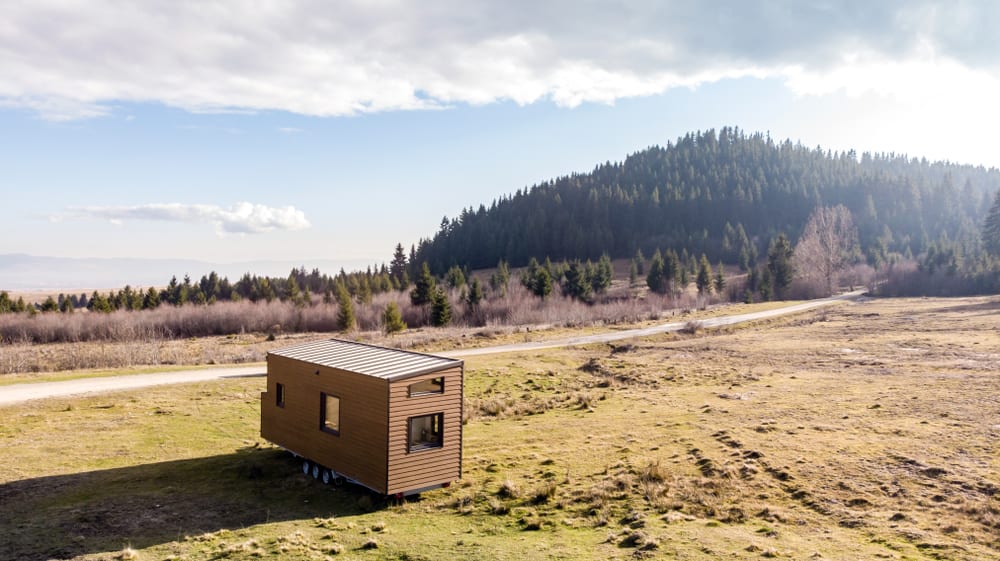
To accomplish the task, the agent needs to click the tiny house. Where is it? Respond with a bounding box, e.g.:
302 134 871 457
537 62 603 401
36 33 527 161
261 338 463 496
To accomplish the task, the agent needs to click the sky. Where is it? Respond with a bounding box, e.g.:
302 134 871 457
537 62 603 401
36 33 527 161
3 0 1000 277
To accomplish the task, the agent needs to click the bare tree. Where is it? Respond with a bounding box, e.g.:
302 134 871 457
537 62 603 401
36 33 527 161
795 205 859 295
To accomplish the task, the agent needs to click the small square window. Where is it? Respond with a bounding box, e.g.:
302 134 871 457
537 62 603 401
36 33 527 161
320 393 340 435
408 413 443 452
408 376 444 396
275 383 285 408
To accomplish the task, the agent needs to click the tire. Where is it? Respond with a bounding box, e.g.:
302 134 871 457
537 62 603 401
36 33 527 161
302 460 311 475
321 469 332 485
311 463 321 479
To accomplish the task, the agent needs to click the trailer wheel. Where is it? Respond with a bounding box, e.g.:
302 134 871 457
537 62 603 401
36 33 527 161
333 476 345 486
302 460 311 475
321 469 332 485
311 463 321 479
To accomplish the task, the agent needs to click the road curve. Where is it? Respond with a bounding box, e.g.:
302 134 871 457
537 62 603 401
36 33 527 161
0 292 861 407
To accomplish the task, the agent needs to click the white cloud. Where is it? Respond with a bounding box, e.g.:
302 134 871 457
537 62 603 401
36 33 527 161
54 202 311 235
2 1 999 120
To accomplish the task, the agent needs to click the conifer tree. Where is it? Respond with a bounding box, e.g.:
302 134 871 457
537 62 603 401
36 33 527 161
144 287 161 309
335 283 355 332
466 278 483 309
489 260 510 295
767 234 795 299
646 249 668 294
696 254 713 294
430 287 452 326
382 301 406 334
563 260 592 301
714 261 726 293
445 265 466 289
410 262 436 306
40 296 58 312
983 189 1000 257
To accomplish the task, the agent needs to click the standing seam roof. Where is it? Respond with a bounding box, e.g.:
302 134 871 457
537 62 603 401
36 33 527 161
268 338 461 381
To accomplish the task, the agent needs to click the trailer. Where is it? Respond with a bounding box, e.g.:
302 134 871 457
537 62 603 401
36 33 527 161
261 338 463 497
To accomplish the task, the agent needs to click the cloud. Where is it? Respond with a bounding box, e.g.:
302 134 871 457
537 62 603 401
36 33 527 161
2 1 999 120
54 203 311 235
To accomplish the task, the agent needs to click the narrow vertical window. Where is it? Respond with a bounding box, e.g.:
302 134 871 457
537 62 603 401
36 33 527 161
407 413 443 452
321 393 340 435
275 383 285 408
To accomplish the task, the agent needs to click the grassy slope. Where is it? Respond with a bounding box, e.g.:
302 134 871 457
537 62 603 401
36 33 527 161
0 297 997 561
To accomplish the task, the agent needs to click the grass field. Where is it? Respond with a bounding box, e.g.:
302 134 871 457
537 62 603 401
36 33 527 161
1 296 997 560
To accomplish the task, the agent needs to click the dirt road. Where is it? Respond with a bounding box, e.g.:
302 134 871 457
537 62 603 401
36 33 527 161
0 292 860 406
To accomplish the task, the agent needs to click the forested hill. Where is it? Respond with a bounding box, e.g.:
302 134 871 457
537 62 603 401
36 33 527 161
411 127 1000 273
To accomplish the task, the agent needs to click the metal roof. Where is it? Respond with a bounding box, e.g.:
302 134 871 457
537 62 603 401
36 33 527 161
268 338 462 381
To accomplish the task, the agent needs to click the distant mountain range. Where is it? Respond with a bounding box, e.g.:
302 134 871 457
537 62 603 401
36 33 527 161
0 254 374 291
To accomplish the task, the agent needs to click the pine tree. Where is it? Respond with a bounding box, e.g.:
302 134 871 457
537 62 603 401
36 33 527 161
335 283 355 332
40 296 59 312
143 287 161 309
767 234 795 299
410 262 436 306
532 267 553 299
430 287 452 326
628 259 638 286
445 265 466 289
382 301 407 334
646 249 671 294
562 260 592 301
286 274 302 306
466 278 483 309
983 189 1000 257
714 261 726 293
696 254 713 294
591 253 613 293
489 260 510 295
388 243 409 288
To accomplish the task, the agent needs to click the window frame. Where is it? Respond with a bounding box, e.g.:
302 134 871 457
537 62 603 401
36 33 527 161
408 376 445 397
407 412 444 453
275 382 285 408
320 392 341 436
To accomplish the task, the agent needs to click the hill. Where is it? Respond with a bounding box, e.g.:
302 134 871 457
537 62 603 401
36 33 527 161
411 127 1000 273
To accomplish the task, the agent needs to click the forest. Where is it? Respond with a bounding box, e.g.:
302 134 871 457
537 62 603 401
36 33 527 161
411 127 1000 286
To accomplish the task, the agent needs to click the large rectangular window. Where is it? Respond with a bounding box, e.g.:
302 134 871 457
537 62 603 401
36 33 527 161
320 393 340 435
275 383 285 408
408 376 444 396
408 413 443 452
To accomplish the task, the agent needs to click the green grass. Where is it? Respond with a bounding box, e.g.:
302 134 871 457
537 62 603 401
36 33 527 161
1 296 998 560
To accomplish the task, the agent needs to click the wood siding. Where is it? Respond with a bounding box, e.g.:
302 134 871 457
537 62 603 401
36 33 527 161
261 354 390 493
386 366 463 494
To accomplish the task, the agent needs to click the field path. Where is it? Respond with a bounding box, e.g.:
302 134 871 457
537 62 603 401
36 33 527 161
0 291 861 406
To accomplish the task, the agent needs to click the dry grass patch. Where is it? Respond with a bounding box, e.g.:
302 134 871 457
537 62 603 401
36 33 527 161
1 296 997 560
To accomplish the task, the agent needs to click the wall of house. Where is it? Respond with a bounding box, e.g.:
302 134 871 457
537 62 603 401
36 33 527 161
261 354 390 493
386 365 463 494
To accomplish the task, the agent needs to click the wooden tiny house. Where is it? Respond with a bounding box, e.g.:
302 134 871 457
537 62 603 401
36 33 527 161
261 339 463 496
